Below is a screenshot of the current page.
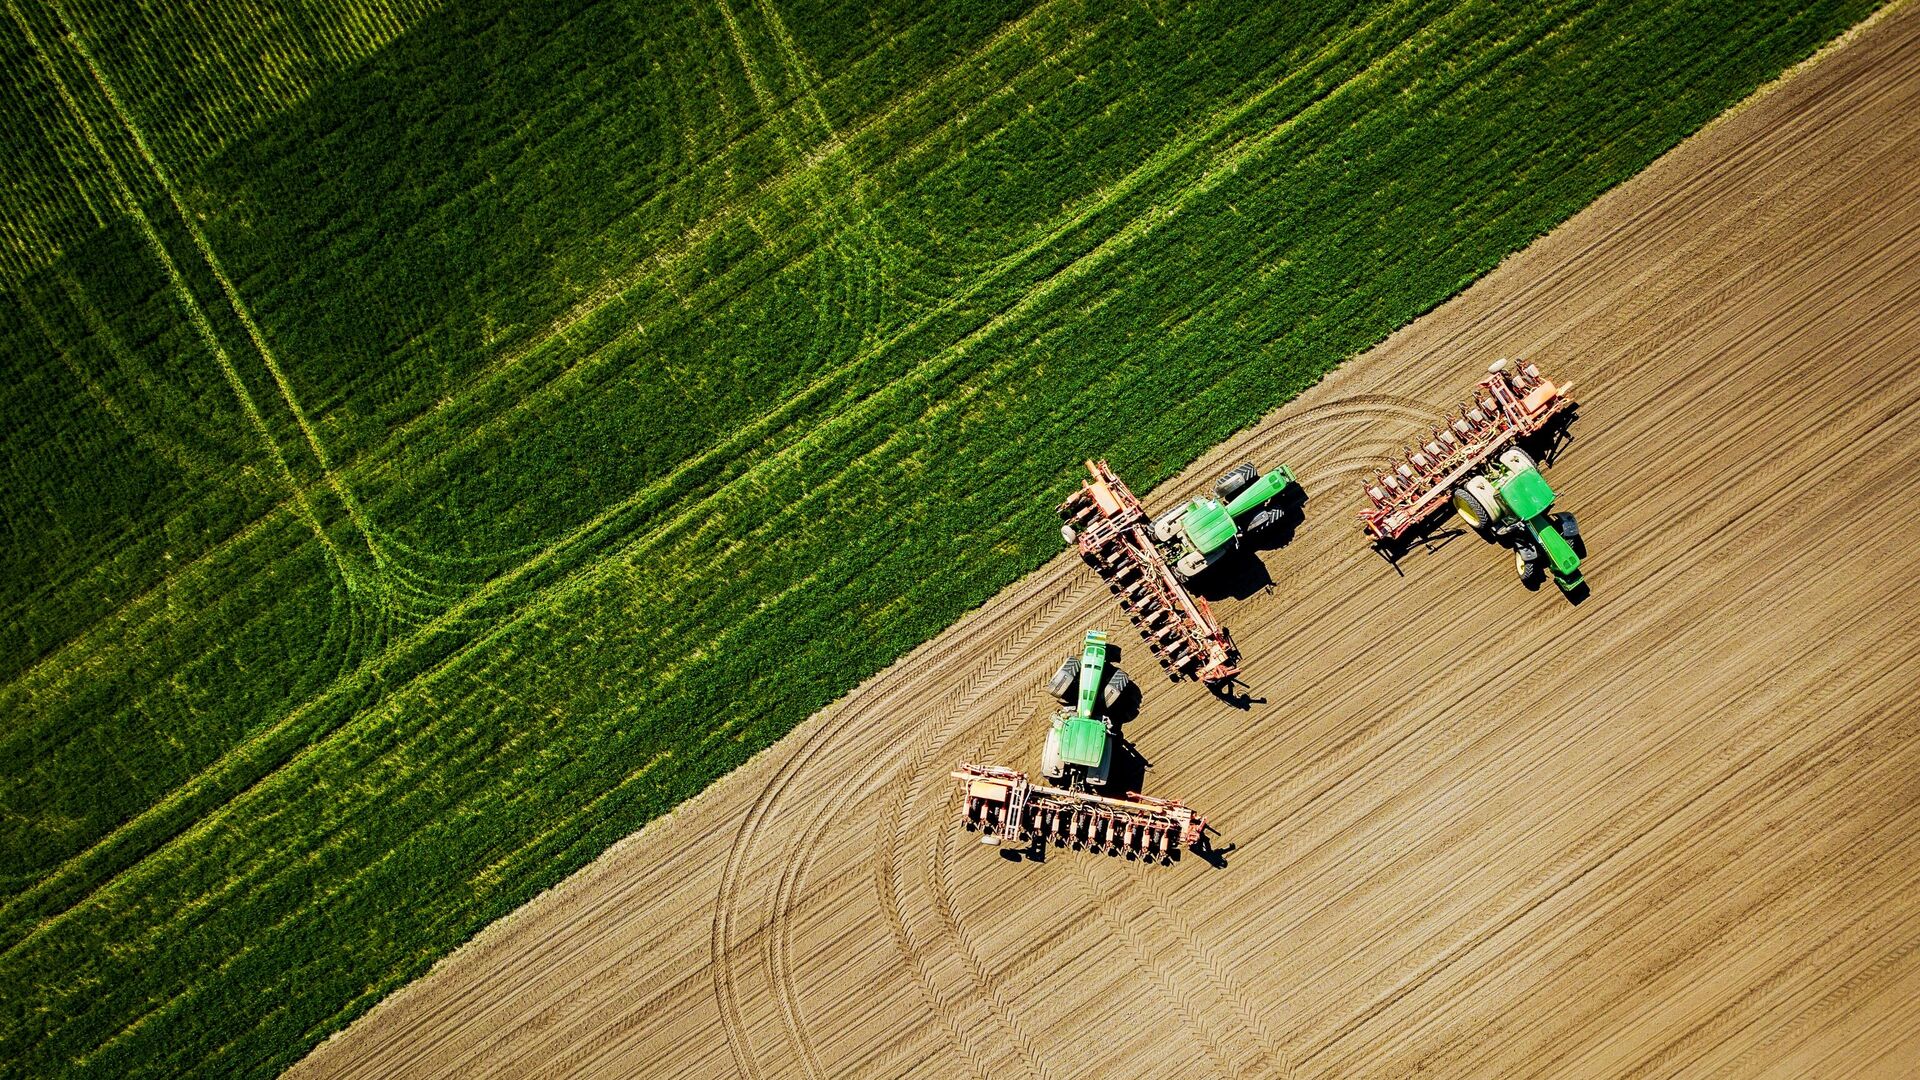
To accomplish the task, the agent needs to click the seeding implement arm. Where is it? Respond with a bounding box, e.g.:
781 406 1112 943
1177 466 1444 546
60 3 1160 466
1058 460 1238 683
1359 360 1575 542
952 764 1206 863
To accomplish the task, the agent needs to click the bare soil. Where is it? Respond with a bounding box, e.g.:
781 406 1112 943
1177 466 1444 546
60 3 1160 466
292 7 1920 1077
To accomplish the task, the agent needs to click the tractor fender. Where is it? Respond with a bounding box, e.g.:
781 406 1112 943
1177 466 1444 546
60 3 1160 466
1150 505 1187 543
1173 548 1213 580
1498 446 1537 474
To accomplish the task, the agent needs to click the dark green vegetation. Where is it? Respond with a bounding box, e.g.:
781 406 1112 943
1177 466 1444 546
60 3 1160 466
0 0 1874 1073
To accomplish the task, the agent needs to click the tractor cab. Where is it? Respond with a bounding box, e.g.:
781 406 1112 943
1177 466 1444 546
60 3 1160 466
1172 499 1238 577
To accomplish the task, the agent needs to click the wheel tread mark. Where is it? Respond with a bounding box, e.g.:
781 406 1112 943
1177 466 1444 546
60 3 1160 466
922 792 1058 1078
1068 861 1240 1079
1292 561 1920 1074
1133 877 1293 1077
868 574 1087 1079
715 571 1083 1078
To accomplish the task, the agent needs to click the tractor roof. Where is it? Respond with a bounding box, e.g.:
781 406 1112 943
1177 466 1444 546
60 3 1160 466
1057 716 1108 768
1499 467 1557 520
1180 500 1238 555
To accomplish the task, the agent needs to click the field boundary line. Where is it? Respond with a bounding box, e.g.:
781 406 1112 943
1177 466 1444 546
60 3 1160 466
6 0 1417 710
0 0 1476 946
541 0 1472 589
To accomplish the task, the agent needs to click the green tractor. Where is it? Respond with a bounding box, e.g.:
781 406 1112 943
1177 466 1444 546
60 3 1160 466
950 626 1208 862
1450 447 1586 592
1148 462 1297 582
1040 630 1132 791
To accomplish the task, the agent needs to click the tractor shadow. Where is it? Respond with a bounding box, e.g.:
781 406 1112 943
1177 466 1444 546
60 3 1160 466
1101 647 1149 796
1521 570 1591 605
1532 405 1580 467
1195 485 1308 602
1208 676 1267 712
1372 521 1471 575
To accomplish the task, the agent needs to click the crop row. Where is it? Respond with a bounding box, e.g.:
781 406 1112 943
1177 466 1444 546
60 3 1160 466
0 0 442 285
0 0 1873 1075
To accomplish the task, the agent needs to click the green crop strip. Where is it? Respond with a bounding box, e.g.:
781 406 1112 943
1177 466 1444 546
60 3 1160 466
0 0 1876 1074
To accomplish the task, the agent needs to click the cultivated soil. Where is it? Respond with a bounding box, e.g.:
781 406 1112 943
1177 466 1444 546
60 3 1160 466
293 6 1920 1077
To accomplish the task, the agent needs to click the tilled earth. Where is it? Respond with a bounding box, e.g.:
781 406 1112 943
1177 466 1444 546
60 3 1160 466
293 7 1920 1077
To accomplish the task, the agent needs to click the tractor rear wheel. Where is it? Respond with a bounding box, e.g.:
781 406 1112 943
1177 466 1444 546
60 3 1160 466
1102 666 1132 710
1452 481 1499 531
1048 656 1079 703
1214 462 1258 502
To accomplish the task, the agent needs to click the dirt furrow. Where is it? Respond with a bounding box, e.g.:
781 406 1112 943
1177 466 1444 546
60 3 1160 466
291 6 1920 1078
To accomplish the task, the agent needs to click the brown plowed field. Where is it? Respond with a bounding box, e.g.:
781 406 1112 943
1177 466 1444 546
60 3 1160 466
293 8 1920 1078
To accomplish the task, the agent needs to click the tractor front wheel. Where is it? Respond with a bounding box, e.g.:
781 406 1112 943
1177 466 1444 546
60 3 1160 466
1243 507 1286 537
1514 544 1542 584
1102 666 1132 710
1047 656 1079 703
1554 511 1584 555
1214 462 1258 502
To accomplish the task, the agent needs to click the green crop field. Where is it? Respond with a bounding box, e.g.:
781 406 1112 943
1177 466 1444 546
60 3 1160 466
0 0 1874 1074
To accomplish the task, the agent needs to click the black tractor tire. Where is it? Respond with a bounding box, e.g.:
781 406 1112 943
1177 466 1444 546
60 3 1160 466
1101 666 1132 710
1242 507 1286 537
1047 656 1079 703
1452 482 1499 531
1213 462 1258 502
1554 511 1584 554
1514 542 1542 584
